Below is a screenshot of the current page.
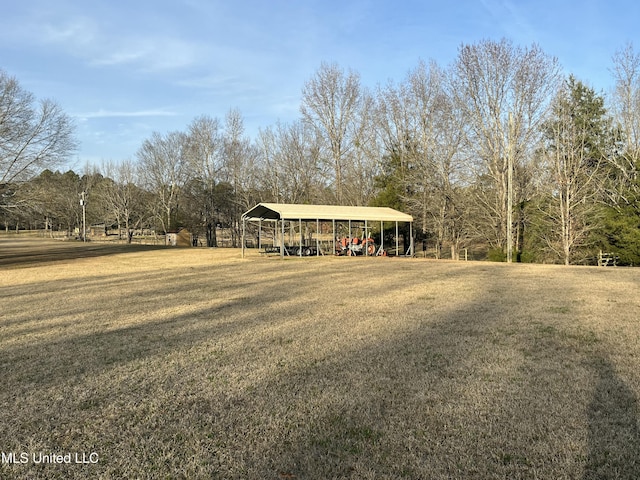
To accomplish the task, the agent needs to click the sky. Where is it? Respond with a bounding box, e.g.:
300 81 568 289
1 0 639 170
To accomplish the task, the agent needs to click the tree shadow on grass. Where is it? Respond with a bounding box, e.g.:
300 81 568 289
4 259 637 479
584 357 640 479
0 237 169 268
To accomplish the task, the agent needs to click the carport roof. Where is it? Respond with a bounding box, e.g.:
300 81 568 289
242 203 413 223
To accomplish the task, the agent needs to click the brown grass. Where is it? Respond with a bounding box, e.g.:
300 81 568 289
1 236 640 479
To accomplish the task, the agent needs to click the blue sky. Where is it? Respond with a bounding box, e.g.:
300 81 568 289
1 0 638 169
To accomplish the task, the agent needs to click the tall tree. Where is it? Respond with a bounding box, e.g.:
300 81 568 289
451 39 560 258
257 120 324 204
374 61 469 258
97 160 146 242
611 43 640 165
343 89 379 206
221 109 256 246
22 169 83 237
599 43 640 264
301 62 361 204
609 43 640 203
407 61 467 256
137 131 189 233
185 115 225 246
374 77 413 211
539 76 613 264
0 71 77 184
0 70 76 212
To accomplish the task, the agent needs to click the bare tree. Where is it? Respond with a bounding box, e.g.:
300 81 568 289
451 39 560 258
18 169 84 237
611 43 640 158
0 70 76 213
222 109 257 246
407 61 467 257
97 159 146 242
258 120 324 204
256 126 281 202
343 89 380 206
375 61 468 258
374 75 414 202
539 77 611 264
185 115 225 246
0 71 77 184
301 62 361 204
136 131 189 233
609 43 640 203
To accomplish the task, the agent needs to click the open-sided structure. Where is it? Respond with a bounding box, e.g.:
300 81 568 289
241 203 414 258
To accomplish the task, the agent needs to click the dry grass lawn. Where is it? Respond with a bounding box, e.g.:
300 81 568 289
1 236 639 479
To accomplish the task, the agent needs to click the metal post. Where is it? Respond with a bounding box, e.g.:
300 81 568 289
507 111 514 263
241 216 245 258
395 222 399 256
80 191 87 242
281 218 285 259
364 220 368 256
316 219 320 256
332 219 336 255
380 221 384 255
409 222 414 256
299 218 302 257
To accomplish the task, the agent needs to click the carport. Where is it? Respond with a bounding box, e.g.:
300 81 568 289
241 203 414 258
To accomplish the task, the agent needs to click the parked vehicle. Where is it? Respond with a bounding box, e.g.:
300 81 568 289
335 235 377 256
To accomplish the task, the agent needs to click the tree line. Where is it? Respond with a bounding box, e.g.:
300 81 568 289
2 38 640 264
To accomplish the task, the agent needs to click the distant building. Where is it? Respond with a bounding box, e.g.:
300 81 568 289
165 228 192 247
89 223 108 236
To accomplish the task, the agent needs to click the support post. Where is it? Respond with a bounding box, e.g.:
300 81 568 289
80 191 87 242
395 222 399 256
241 216 245 258
281 218 285 259
299 218 303 257
316 219 320 256
365 220 368 256
332 219 336 255
507 111 514 263
409 222 414 256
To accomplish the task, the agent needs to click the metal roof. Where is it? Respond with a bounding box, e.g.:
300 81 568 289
242 203 413 223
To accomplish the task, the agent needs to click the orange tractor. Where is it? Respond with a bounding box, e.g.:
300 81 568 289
336 235 377 256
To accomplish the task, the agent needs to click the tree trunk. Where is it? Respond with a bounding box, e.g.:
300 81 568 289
126 218 132 244
207 222 217 247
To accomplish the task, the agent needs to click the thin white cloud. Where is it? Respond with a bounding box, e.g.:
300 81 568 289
90 37 203 71
42 17 97 45
14 10 204 73
74 109 177 120
91 49 147 67
175 73 265 96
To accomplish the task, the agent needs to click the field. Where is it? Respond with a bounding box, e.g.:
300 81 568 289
1 237 639 479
